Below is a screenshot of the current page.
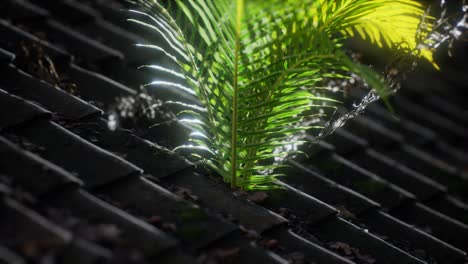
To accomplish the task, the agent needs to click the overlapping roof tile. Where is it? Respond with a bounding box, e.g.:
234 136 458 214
0 0 467 263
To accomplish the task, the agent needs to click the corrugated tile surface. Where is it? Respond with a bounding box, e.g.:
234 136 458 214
0 0 467 263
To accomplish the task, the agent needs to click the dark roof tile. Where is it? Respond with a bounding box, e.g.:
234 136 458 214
313 217 426 264
66 119 192 179
322 127 448 202
98 176 237 250
48 188 178 257
313 154 416 210
299 138 335 161
351 99 467 171
286 161 381 215
58 238 112 264
390 202 468 250
426 140 468 166
64 63 135 107
350 148 446 201
284 159 467 261
0 197 71 249
200 231 288 264
28 0 100 25
0 48 15 63
423 95 468 126
8 119 142 188
424 194 468 231
26 19 124 63
0 136 82 196
361 210 466 264
75 19 151 64
90 1 168 46
166 168 287 233
261 181 338 225
99 62 201 105
0 19 70 61
0 0 49 22
386 145 468 196
153 247 200 264
263 227 354 264
0 181 12 197
0 89 50 130
365 103 438 145
0 246 25 264
394 95 468 144
324 128 369 155
346 116 404 148
0 65 102 121
401 144 460 176
88 0 126 28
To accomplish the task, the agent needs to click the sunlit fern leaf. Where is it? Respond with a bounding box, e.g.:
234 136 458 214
252 0 436 68
129 0 434 190
311 0 437 68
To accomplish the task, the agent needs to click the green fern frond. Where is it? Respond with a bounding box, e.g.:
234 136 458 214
251 0 436 68
318 0 437 68
323 0 435 68
129 0 434 190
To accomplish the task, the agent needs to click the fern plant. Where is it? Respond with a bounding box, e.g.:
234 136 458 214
129 0 435 190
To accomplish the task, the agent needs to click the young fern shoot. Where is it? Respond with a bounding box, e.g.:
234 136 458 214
129 0 435 190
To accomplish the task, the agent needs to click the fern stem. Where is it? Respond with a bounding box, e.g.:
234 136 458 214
231 0 244 189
